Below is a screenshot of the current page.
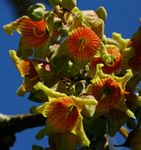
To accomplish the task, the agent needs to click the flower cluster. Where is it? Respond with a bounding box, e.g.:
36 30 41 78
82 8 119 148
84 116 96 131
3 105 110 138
4 1 141 150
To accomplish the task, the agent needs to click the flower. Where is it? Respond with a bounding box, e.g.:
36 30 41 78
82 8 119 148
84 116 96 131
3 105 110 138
33 82 98 147
67 27 100 61
91 48 121 74
87 78 121 110
4 16 48 48
35 96 91 146
43 97 79 132
9 50 51 96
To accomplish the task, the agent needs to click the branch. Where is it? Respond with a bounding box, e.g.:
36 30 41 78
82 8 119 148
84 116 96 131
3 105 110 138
0 113 46 149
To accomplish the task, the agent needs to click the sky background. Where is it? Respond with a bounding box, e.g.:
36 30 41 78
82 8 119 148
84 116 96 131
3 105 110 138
0 0 141 149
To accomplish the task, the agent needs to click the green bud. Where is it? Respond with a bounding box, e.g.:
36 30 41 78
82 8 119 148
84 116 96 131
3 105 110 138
96 7 107 22
61 0 76 11
48 0 62 6
28 3 46 21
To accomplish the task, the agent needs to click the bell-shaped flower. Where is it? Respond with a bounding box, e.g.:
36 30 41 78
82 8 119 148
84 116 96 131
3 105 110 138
87 64 135 118
9 50 50 96
32 82 98 147
66 27 100 61
4 16 49 48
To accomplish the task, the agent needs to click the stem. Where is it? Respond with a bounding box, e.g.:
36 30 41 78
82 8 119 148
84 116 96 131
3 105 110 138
54 6 67 24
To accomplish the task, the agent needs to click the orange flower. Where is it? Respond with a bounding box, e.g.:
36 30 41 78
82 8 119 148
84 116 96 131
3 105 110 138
67 27 100 61
16 60 37 78
87 78 121 110
17 16 48 48
91 48 121 73
10 50 52 95
33 83 98 146
14 59 41 94
43 97 79 132
5 16 49 48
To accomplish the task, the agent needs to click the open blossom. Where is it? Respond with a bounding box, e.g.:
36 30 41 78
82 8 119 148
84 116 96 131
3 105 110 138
42 97 79 132
67 27 100 61
91 48 121 74
33 83 98 147
87 78 122 110
9 50 51 95
35 96 91 146
4 16 49 48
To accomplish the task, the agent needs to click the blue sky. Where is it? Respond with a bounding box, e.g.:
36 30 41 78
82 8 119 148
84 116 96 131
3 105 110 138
0 0 141 149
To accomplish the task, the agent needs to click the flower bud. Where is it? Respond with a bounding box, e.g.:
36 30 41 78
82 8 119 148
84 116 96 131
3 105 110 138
28 3 46 21
61 0 76 11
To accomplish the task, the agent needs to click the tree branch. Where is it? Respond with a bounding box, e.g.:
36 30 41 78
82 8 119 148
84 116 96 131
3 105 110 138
0 113 46 149
0 113 46 137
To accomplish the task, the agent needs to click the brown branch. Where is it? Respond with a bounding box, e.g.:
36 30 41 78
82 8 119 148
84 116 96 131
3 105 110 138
0 113 46 149
0 113 46 137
